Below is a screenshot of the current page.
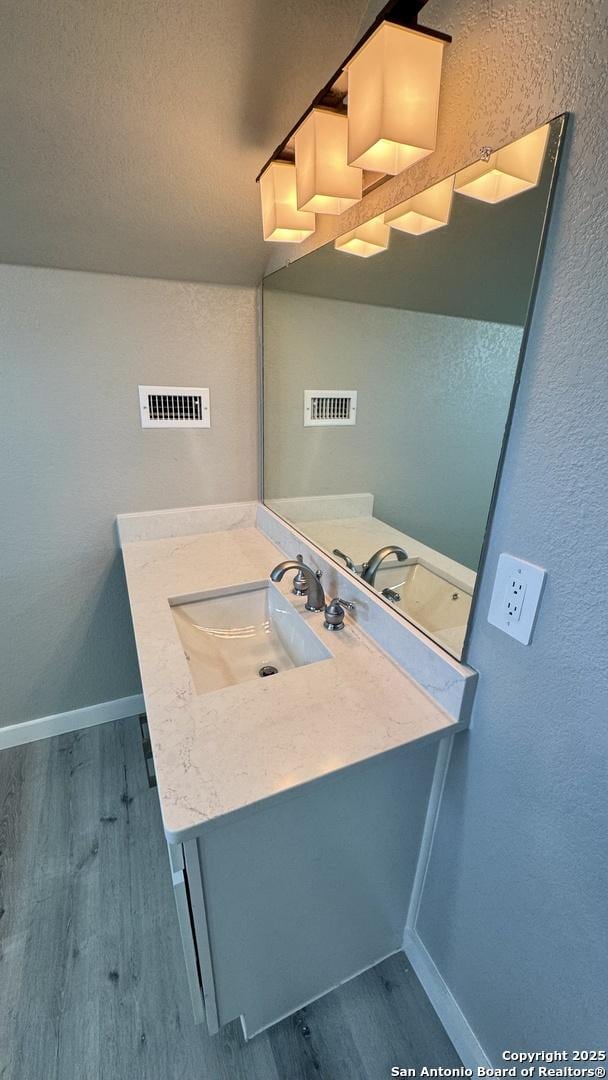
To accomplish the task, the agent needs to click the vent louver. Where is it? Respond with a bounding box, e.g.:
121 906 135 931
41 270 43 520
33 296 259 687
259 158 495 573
138 386 210 428
304 390 357 427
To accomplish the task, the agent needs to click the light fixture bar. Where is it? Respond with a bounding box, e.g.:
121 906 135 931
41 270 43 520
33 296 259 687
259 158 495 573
255 0 450 184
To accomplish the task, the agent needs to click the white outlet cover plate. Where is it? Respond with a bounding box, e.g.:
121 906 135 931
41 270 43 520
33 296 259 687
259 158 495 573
487 553 547 645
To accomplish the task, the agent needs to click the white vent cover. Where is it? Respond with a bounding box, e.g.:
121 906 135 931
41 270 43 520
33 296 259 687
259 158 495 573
304 390 357 427
138 385 210 428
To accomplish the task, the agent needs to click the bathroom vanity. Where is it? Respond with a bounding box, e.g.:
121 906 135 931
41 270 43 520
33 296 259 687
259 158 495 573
118 503 473 1037
117 114 567 1040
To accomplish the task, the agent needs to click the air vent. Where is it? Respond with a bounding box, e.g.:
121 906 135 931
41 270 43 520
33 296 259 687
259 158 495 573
304 390 357 427
138 385 210 428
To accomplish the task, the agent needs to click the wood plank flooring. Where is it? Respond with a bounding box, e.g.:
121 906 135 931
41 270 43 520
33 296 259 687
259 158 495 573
0 717 460 1080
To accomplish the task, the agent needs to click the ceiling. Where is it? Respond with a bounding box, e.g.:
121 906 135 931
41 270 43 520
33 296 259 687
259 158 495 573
0 0 369 285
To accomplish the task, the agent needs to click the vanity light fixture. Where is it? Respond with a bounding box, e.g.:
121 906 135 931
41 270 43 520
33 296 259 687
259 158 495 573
255 0 451 242
454 123 550 204
259 161 315 243
295 109 363 215
384 174 454 235
346 22 446 175
334 214 390 257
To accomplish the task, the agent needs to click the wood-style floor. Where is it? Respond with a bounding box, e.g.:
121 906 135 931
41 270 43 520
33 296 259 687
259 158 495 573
0 716 460 1080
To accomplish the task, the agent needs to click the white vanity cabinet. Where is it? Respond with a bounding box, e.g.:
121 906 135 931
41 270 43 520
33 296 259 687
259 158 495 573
168 739 437 1038
118 517 473 1037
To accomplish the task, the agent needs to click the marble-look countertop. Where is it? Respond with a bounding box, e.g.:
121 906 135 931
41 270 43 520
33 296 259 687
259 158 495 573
121 525 462 842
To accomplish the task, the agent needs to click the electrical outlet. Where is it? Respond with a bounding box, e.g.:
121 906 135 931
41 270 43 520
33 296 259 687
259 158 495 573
488 553 546 644
504 575 527 621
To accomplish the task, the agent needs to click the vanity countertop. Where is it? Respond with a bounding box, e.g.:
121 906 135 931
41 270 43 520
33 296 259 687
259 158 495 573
121 525 462 843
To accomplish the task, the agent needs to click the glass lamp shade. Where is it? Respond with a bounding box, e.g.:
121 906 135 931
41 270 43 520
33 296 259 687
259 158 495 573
334 215 390 257
454 124 550 204
260 161 315 242
295 109 363 215
385 175 454 235
346 22 445 176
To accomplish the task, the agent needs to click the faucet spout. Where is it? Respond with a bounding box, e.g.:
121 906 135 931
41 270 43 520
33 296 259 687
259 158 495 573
361 546 408 588
270 560 325 612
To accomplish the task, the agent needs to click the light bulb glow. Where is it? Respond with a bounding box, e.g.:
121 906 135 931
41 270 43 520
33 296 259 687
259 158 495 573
260 161 315 243
385 175 454 235
454 124 551 204
295 109 362 215
334 215 390 257
346 23 445 176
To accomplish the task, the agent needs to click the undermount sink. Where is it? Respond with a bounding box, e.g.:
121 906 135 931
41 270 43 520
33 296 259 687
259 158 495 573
170 581 331 695
375 559 472 652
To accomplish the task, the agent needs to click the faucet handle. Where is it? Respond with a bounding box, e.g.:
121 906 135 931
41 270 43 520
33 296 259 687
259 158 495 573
292 554 308 596
333 548 355 571
324 596 355 631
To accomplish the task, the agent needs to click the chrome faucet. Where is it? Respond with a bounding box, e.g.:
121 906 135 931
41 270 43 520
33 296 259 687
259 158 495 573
270 560 325 612
361 546 408 588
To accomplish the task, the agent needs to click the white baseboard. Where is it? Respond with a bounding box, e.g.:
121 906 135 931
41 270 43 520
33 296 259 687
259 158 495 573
0 694 145 750
403 929 491 1070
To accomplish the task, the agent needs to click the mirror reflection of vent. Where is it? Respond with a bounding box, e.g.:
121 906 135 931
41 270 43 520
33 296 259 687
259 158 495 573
138 385 210 428
304 390 357 427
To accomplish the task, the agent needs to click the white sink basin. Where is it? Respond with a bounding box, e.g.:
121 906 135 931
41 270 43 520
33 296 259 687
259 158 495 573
171 581 331 695
375 559 472 652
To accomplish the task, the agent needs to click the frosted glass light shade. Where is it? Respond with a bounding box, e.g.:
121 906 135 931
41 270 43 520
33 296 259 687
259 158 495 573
454 124 550 204
346 22 445 176
385 175 454 235
260 161 315 242
295 109 363 215
334 215 390 257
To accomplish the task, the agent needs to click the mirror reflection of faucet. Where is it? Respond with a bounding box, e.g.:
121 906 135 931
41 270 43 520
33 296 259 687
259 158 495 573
381 586 401 604
333 549 365 574
333 546 408 589
361 547 408 587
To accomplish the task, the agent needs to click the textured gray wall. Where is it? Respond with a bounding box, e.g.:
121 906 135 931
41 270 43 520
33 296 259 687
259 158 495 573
409 0 608 1061
0 266 258 726
264 291 522 569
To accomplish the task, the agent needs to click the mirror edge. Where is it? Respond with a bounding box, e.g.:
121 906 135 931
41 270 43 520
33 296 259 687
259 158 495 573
460 111 569 664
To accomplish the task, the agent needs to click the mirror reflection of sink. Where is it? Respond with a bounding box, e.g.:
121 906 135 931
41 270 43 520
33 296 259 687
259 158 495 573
375 560 472 652
171 582 332 696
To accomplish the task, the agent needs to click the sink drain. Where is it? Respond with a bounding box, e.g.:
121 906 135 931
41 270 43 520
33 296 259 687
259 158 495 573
259 664 279 678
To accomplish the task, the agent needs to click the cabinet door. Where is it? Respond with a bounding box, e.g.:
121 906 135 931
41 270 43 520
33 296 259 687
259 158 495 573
167 843 205 1025
183 839 220 1034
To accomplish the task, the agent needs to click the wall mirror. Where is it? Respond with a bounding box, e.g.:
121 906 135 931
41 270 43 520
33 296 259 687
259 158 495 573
262 115 567 660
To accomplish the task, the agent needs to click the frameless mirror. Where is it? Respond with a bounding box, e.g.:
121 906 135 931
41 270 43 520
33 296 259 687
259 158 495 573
262 116 567 660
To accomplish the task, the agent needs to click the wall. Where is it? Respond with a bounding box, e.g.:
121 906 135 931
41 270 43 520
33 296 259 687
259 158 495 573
264 290 521 570
0 266 258 727
405 0 607 1061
